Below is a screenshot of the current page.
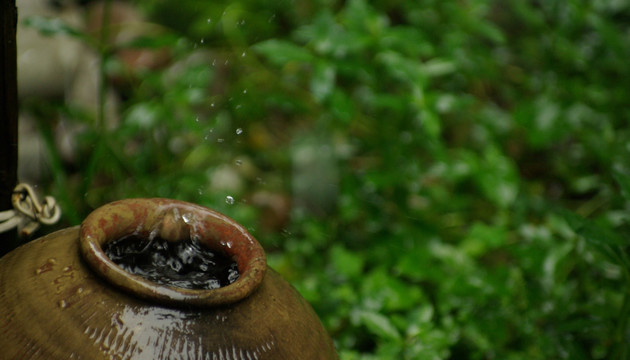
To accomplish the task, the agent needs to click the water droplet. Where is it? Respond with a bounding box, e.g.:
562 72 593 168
59 300 67 309
217 138 225 143
210 103 215 108
195 117 200 122
200 38 205 44
225 196 235 205
235 159 242 166
182 213 192 224
241 51 247 57
207 18 212 24
198 188 204 195
235 128 243 135
242 89 247 94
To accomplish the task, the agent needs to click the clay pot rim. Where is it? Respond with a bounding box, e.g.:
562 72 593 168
79 198 266 308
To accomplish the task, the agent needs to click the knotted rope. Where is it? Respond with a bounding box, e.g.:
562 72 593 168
0 183 61 236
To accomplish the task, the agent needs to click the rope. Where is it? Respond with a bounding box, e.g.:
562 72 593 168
0 183 62 236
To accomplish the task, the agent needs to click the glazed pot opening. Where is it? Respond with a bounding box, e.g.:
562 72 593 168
79 198 267 308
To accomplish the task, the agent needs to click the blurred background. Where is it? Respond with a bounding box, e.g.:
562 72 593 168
14 0 630 358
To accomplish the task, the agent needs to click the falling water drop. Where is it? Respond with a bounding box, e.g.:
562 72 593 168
241 51 247 57
207 18 212 24
235 159 242 166
225 196 235 205
236 128 243 135
217 138 225 143
200 38 205 44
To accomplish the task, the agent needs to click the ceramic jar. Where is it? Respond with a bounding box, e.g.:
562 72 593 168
0 198 338 359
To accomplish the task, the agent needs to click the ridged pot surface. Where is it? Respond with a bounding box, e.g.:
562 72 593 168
0 199 338 359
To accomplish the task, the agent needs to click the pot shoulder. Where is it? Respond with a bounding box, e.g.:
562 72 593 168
0 227 337 359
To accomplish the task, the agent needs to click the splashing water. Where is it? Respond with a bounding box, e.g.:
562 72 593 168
104 235 239 290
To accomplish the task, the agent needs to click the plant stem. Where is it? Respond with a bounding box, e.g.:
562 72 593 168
33 114 81 225
97 0 112 132
81 0 112 204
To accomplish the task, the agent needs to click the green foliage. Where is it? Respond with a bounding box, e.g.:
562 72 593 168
22 0 630 358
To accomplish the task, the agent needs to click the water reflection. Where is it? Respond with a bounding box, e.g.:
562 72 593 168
83 305 276 359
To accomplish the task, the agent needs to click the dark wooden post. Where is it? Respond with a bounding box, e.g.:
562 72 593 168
0 0 19 256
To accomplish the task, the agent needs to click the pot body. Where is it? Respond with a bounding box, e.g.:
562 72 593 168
0 203 337 359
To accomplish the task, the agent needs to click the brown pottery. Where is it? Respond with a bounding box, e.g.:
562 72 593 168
0 198 338 359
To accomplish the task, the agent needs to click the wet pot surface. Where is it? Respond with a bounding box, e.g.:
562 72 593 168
0 204 337 360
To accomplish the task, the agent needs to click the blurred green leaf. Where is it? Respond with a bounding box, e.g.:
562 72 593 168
376 51 424 85
357 311 402 342
253 39 314 65
475 146 519 208
613 171 630 202
561 209 626 247
310 62 336 102
329 89 355 123
559 208 630 275
361 268 424 311
422 58 456 77
330 245 364 278
460 222 507 257
120 33 181 49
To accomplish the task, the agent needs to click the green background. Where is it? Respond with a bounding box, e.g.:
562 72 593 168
20 0 630 358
